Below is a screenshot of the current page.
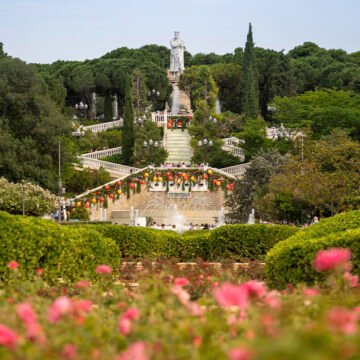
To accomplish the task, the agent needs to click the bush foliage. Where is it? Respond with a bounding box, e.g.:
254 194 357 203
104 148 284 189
266 211 360 288
74 223 296 261
0 212 120 283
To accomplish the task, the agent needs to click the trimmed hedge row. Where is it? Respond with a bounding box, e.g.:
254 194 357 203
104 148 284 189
265 211 360 289
208 225 299 261
0 212 120 283
76 224 297 261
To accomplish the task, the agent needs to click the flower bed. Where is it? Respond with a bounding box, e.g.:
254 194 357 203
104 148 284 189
0 249 359 359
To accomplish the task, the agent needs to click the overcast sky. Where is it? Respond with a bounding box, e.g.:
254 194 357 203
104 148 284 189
1 0 359 64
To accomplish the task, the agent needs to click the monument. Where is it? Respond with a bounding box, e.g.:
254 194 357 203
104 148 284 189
170 31 185 75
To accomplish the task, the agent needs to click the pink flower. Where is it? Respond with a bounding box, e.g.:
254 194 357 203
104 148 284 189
16 303 37 325
122 307 140 321
118 308 140 336
242 281 267 299
171 285 191 305
326 307 358 335
76 280 91 288
36 268 43 275
214 283 249 309
62 344 77 359
48 296 73 323
303 288 320 297
116 341 148 360
73 300 92 314
263 291 281 309
193 335 202 348
344 272 358 288
314 248 351 272
0 324 18 349
95 265 112 274
187 302 205 316
7 261 18 270
118 318 131 336
174 278 189 287
228 347 253 360
25 322 47 345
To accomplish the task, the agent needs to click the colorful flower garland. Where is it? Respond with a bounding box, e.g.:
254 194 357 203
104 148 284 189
71 168 235 211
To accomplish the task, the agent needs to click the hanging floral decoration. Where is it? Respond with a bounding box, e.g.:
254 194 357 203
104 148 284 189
70 168 235 211
167 115 192 129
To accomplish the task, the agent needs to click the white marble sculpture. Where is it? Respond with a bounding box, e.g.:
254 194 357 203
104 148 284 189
170 31 185 74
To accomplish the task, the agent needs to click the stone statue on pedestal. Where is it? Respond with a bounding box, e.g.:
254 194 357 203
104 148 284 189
170 31 185 75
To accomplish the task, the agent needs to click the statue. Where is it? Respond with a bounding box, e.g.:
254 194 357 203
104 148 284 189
170 31 185 74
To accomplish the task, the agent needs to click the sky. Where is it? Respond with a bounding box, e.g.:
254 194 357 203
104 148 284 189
1 0 359 64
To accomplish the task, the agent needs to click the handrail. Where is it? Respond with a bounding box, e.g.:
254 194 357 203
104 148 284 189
81 147 122 159
72 119 123 136
221 163 251 176
79 157 138 174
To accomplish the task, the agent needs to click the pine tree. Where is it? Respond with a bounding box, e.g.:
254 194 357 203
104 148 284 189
122 78 135 164
273 52 297 97
242 23 259 119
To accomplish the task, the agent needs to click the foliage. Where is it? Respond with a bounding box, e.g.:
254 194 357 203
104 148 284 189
132 121 168 167
266 211 360 288
0 212 120 283
242 24 259 119
0 178 58 216
179 66 218 111
226 151 288 223
240 118 271 160
208 224 298 261
67 207 90 221
121 78 135 164
0 55 73 190
258 131 360 222
64 168 111 194
272 89 360 140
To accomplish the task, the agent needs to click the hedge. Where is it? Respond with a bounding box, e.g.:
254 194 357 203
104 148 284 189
74 224 295 262
207 225 299 261
0 212 120 283
265 211 360 288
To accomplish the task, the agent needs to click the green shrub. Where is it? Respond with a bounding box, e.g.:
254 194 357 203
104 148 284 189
0 212 120 283
208 224 299 261
266 229 360 289
265 211 360 288
68 207 90 221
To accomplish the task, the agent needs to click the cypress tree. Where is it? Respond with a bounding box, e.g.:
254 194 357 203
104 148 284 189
122 78 135 165
104 92 113 121
242 23 259 119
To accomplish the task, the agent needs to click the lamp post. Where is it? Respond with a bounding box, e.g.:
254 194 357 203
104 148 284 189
198 138 213 164
143 139 159 163
75 102 88 118
148 89 160 111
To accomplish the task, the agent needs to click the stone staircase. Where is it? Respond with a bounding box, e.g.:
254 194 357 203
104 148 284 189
165 129 193 164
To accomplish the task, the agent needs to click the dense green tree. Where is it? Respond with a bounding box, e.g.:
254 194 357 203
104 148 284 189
242 24 259 119
121 78 135 164
258 131 360 222
225 151 287 223
272 89 360 140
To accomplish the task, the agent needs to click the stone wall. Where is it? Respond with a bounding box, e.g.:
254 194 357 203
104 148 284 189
89 185 226 225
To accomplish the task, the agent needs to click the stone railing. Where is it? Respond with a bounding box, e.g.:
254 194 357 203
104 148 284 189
151 111 193 123
81 147 122 160
72 119 123 136
221 163 251 177
221 137 245 161
71 167 146 201
79 157 139 177
223 137 242 146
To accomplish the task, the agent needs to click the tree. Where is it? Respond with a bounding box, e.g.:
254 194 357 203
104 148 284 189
225 151 287 223
272 89 360 141
258 131 360 222
121 77 135 164
241 24 259 119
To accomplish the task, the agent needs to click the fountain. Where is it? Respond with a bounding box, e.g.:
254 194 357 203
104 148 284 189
247 208 255 225
215 97 222 114
217 207 225 227
170 204 186 233
171 84 180 115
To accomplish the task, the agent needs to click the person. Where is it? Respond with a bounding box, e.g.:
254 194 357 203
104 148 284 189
189 223 194 231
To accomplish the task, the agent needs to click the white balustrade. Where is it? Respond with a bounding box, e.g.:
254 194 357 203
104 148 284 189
221 163 251 177
72 119 123 136
79 157 139 176
81 147 122 160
